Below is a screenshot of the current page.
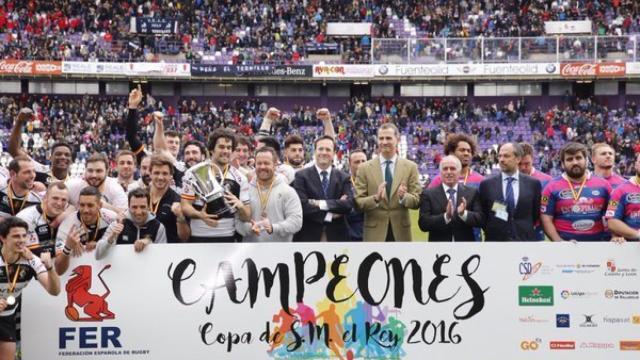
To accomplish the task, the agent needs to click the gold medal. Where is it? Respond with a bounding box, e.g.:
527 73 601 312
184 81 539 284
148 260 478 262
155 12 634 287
6 295 15 306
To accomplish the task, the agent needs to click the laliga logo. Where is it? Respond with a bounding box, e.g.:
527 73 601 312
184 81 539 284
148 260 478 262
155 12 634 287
65 265 115 321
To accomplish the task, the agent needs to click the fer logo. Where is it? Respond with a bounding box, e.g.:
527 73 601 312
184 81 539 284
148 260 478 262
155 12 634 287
65 265 115 321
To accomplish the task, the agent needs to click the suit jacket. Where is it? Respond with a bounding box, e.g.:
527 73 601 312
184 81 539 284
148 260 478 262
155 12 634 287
479 172 542 241
292 166 353 242
354 156 422 242
418 184 484 242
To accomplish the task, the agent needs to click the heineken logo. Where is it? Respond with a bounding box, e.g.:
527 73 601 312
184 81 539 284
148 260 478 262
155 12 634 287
519 286 554 306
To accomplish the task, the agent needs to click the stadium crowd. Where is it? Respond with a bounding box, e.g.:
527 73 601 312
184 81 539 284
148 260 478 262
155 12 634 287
1 0 639 63
2 93 639 179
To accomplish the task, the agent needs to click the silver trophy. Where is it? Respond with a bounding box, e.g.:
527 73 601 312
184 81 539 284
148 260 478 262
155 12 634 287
188 162 233 215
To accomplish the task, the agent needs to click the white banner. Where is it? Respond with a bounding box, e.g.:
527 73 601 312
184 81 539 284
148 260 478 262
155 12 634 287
626 62 640 75
545 20 592 34
327 23 372 36
312 65 375 78
376 63 560 77
62 62 190 77
22 243 640 360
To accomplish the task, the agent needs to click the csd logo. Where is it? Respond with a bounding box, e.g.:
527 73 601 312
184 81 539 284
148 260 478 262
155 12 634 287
521 339 541 350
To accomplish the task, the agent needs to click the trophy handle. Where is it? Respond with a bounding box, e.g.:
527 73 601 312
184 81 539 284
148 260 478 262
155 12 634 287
209 162 226 184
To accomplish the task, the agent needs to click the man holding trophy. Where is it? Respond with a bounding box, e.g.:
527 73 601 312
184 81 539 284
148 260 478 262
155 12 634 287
180 129 251 242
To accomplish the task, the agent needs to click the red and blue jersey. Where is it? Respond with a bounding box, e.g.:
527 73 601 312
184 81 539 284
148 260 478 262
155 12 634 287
429 169 484 189
530 169 553 188
541 174 612 241
605 179 640 232
595 173 627 190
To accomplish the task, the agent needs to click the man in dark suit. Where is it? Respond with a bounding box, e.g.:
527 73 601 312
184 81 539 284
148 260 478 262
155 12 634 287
479 143 542 241
293 136 353 242
419 155 484 241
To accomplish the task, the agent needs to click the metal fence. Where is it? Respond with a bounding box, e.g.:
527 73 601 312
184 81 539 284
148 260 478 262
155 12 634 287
372 36 638 64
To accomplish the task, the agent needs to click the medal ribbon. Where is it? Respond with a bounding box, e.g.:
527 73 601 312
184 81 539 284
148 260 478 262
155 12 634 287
256 179 275 216
564 174 588 202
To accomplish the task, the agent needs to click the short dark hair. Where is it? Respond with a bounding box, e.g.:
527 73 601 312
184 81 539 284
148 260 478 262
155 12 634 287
235 135 254 152
86 153 109 170
79 186 102 201
0 217 28 238
149 154 174 174
444 133 477 156
128 187 149 203
8 155 31 174
314 135 336 151
284 134 304 149
116 150 137 165
560 142 588 162
255 147 279 163
183 140 207 157
257 136 281 158
520 142 535 157
207 128 237 152
51 142 73 155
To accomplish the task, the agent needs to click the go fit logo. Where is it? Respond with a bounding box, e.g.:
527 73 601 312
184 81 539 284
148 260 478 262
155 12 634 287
520 339 541 350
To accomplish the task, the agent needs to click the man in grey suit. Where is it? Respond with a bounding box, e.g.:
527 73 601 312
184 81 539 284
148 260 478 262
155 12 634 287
418 156 484 241
479 143 542 241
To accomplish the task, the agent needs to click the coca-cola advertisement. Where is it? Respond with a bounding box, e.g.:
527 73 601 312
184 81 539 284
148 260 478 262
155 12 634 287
0 60 62 75
561 62 626 78
560 62 597 77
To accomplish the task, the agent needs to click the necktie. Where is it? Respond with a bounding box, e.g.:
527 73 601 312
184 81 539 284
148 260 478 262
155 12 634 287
385 160 393 198
505 177 516 216
447 188 456 206
321 171 329 198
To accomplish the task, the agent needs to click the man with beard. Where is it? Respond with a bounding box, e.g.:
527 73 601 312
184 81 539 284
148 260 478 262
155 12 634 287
541 142 612 242
605 152 640 242
95 188 167 260
8 108 73 186
66 153 127 213
115 150 137 192
17 182 70 257
148 154 188 242
238 147 302 242
126 156 151 193
256 136 296 184
591 143 626 189
0 156 41 219
479 143 541 241
181 129 251 242
54 186 117 274
284 134 306 171
354 123 422 242
183 141 207 169
428 134 484 189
